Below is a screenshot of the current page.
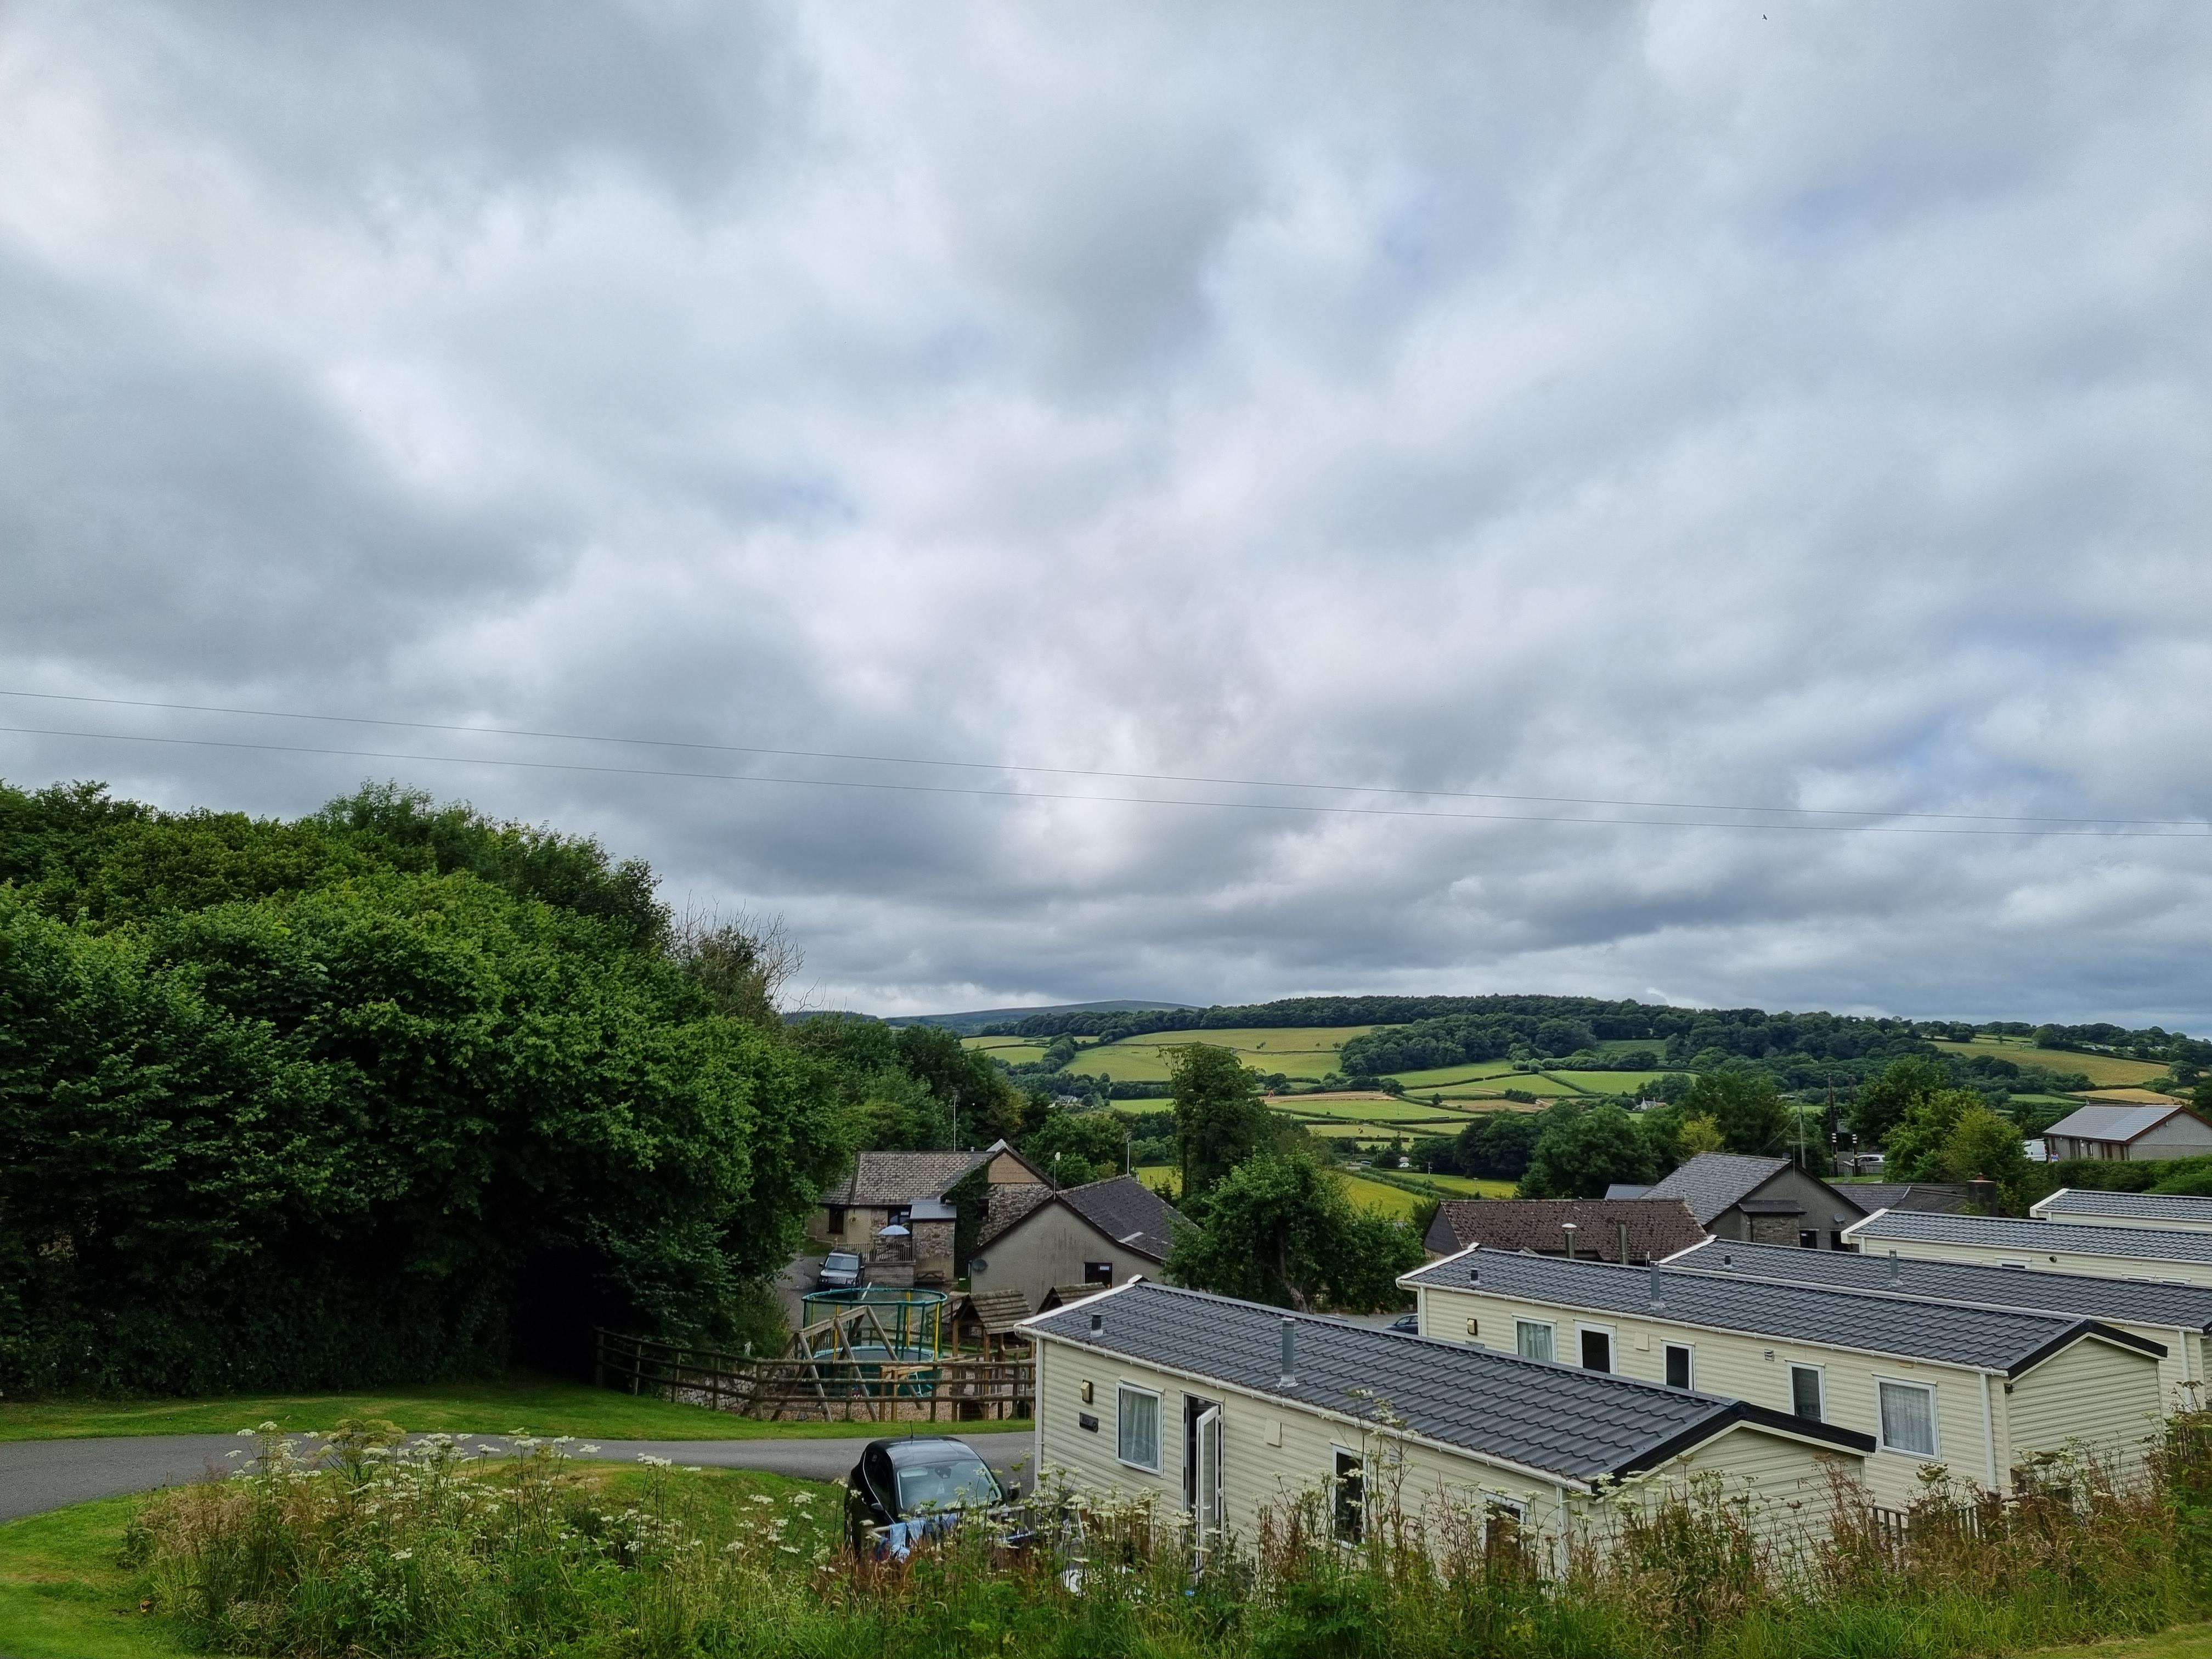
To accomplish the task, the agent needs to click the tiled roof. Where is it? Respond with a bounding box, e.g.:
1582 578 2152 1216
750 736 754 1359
1059 1175 1180 1262
2041 1104 2191 1144
1642 1154 1792 1223
822 1150 990 1207
1842 1183 1974 1214
1846 1208 2212 1266
1665 1237 2212 1332
1424 1199 1706 1263
952 1288 1036 1333
2031 1189 2212 1225
975 1182 1054 1246
1038 1283 1108 1311
1402 1249 2161 1374
1025 1281 1872 1485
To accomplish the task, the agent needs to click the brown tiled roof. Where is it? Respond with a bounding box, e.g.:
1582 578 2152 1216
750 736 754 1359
975 1182 1054 1245
1039 1283 1109 1311
1423 1198 1706 1263
951 1288 1035 1334
821 1150 990 1207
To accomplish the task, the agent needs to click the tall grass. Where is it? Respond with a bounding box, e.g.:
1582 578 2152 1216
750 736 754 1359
132 1412 2212 1659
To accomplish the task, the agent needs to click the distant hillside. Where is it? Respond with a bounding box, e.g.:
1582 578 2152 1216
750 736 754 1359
885 999 1197 1036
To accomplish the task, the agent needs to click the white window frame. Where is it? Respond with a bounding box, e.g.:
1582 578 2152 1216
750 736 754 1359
1115 1383 1163 1472
1788 1362 1826 1422
1514 1318 1557 1363
1481 1493 1528 1559
1576 1322 1617 1374
1874 1375 1941 1459
1663 1341 1695 1391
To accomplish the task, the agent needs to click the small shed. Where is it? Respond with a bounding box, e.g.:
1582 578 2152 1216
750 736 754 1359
1039 1283 1109 1312
947 1288 1034 1355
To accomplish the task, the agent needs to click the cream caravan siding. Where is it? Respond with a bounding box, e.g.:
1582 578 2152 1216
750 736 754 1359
1874 1236 2212 1290
1032 1335 1568 1551
1420 1283 1985 1510
1031 1336 1852 1557
2006 1338 2165 1475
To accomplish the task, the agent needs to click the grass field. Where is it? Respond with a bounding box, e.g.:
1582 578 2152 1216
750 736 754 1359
961 1036 1051 1065
7 1485 2207 1659
1019 1026 1387 1084
1931 1036 2168 1088
0 1374 1032 1444
0 1468 844 1659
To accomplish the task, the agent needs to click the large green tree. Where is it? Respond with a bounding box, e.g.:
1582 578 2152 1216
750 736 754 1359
1170 1043 1274 1201
1680 1071 1791 1156
1517 1104 1659 1199
0 782 843 1397
1166 1153 1421 1312
1850 1055 1954 1146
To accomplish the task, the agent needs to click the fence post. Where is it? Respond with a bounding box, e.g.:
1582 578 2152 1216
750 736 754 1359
593 1329 606 1391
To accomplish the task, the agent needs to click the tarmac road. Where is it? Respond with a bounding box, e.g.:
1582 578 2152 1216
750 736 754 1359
0 1430 1034 1523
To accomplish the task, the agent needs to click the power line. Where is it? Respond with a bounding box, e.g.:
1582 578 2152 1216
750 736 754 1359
2 722 2205 837
0 687 2194 830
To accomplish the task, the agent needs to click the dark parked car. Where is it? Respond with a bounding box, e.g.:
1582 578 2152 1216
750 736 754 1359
844 1436 1020 1556
1388 1312 1419 1334
816 1250 864 1290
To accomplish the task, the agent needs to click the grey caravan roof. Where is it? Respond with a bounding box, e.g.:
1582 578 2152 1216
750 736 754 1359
1402 1249 2162 1375
1665 1237 2212 1333
1846 1209 2212 1267
1024 1281 1871 1487
2032 1189 2212 1227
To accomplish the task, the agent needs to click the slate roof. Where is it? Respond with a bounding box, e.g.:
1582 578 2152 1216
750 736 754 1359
822 1150 990 1207
1844 1208 2212 1265
1841 1183 1974 1215
1424 1199 1706 1263
2042 1104 2196 1144
975 1182 1055 1246
1664 1237 2212 1332
1059 1175 1180 1261
1024 1280 1872 1485
1401 1249 2162 1374
2031 1189 2212 1225
1604 1183 1652 1200
1642 1154 1792 1223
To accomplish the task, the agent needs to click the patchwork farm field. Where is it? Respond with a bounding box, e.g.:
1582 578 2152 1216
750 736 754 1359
1930 1037 2168 1088
978 1025 1384 1082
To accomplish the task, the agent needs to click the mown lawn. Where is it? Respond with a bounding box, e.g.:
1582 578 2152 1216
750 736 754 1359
0 1373 1032 1443
1057 1026 1384 1082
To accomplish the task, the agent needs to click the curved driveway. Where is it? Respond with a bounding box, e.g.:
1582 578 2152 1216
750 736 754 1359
0 1431 1032 1524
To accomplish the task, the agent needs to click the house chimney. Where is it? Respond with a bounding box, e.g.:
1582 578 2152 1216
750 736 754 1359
1562 1222 1578 1260
1648 1257 1664 1312
1278 1317 1297 1387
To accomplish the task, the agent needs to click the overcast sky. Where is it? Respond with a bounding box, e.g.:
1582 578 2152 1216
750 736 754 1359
2 3 2208 1025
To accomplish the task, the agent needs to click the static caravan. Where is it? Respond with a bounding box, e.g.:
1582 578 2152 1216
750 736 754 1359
1024 1282 1870 1567
1664 1237 2212 1413
1844 1209 2212 1290
2030 1189 2212 1235
1403 1250 2164 1511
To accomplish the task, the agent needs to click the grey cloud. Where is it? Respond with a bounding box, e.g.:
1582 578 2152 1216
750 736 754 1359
1 1 2208 1027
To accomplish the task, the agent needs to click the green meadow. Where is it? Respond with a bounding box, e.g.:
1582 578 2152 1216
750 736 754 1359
1930 1035 2169 1088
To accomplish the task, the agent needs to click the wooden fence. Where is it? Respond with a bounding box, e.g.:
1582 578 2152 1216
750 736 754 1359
595 1328 1034 1423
